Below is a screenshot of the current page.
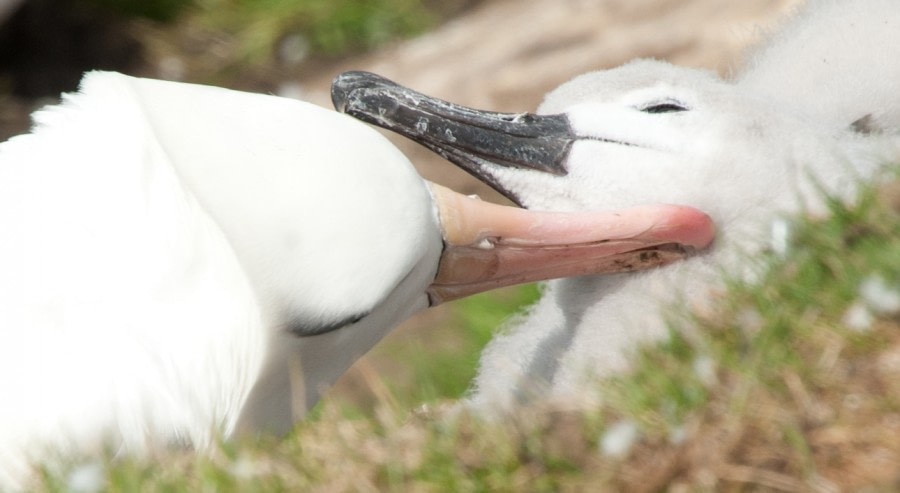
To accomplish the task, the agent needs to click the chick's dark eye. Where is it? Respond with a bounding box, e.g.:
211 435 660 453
640 101 689 114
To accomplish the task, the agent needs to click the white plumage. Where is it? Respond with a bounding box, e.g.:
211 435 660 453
333 0 900 412
0 72 441 486
0 71 710 488
470 0 900 410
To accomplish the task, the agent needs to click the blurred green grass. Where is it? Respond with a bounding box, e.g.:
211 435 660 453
196 0 436 58
85 0 473 62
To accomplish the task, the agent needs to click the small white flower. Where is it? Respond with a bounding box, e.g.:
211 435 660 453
692 355 717 386
230 456 260 479
859 274 900 316
65 461 105 493
842 301 873 332
600 419 639 458
769 217 791 257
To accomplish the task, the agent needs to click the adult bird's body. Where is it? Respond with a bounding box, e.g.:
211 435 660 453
334 0 900 411
0 72 712 487
0 72 437 486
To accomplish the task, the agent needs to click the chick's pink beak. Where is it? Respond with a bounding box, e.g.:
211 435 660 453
427 183 714 305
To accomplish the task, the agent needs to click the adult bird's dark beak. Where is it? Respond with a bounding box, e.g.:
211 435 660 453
332 71 575 206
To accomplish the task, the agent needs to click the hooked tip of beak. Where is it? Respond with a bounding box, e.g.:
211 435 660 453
332 71 398 115
331 72 362 114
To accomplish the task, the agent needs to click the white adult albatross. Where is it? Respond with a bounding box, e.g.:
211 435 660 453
333 0 900 412
0 71 712 487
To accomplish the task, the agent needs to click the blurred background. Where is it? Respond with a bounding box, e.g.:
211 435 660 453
0 0 798 413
